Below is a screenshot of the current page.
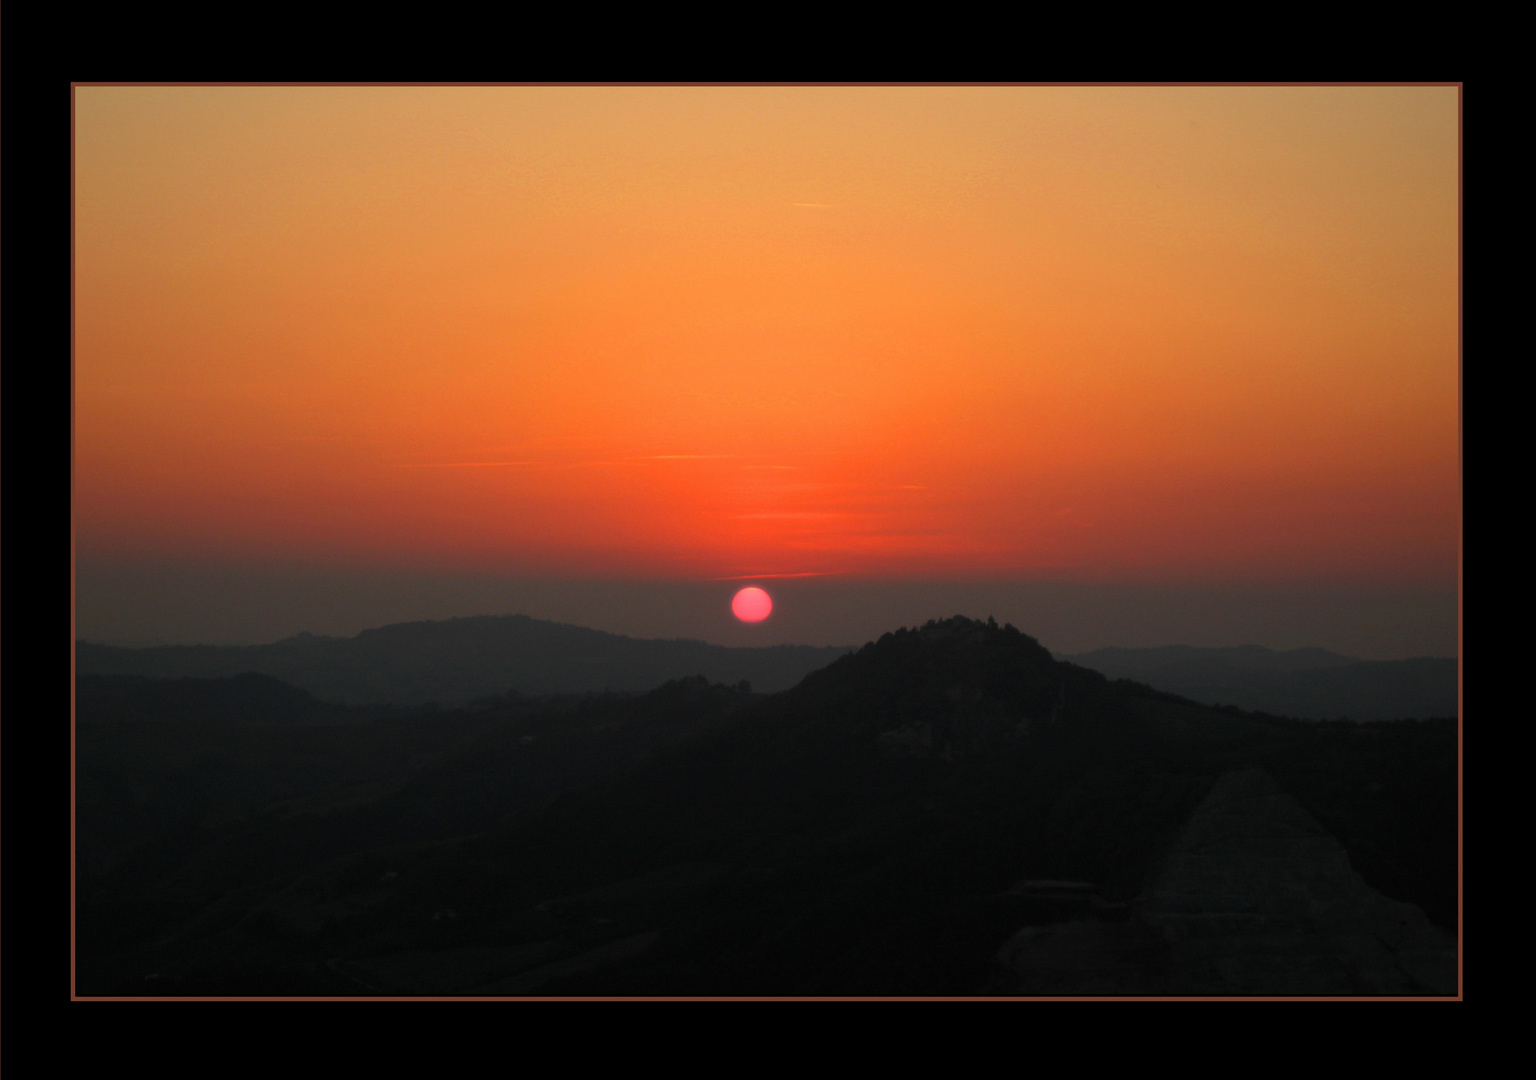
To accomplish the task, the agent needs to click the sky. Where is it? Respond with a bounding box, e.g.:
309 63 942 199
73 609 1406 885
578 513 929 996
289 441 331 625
73 86 1460 654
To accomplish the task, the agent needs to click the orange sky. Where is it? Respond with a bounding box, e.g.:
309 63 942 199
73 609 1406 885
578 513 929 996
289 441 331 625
73 86 1459 584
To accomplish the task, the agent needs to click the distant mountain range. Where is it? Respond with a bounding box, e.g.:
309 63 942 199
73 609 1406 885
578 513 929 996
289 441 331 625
76 614 855 706
77 616 1458 720
1063 645 1457 721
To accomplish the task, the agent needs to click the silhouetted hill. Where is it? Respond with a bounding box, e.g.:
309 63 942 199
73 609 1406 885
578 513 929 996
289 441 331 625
76 614 854 705
1064 645 1457 720
75 617 1457 997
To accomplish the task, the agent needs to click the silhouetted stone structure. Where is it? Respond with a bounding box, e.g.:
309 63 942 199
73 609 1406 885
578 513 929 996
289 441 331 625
995 769 1458 996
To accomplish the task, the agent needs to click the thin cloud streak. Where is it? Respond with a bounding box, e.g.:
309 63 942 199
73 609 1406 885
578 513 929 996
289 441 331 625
395 459 634 469
395 461 539 468
707 571 843 581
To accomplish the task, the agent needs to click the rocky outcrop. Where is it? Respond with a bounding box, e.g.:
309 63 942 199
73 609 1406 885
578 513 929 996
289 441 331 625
995 769 1458 996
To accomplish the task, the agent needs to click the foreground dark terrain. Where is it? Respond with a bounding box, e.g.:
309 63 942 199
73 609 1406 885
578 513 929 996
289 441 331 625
75 617 1458 996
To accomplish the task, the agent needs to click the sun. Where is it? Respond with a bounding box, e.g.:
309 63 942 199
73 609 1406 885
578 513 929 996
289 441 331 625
731 587 773 623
